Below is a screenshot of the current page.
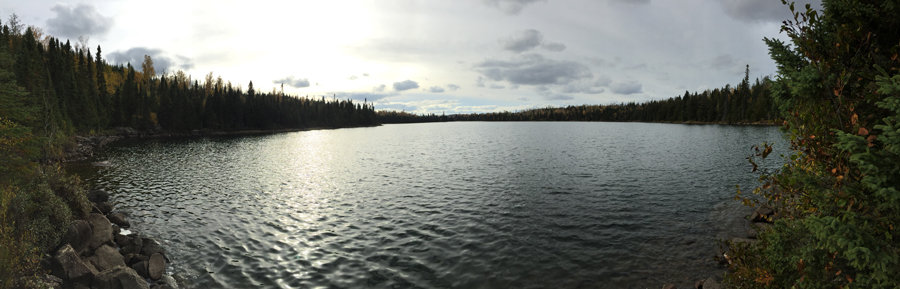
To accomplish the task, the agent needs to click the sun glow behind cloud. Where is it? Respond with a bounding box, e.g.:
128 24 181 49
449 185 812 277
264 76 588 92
2 0 817 114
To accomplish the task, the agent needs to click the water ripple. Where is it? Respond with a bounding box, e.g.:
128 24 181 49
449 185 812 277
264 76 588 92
68 122 788 288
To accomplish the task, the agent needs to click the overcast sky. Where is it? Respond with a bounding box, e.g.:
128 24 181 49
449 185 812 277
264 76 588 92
2 0 820 114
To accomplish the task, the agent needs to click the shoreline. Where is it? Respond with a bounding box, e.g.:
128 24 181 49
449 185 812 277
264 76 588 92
41 189 178 289
44 124 384 288
56 124 382 162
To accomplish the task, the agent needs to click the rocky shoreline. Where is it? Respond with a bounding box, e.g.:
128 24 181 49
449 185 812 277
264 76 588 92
37 189 177 289
659 203 778 289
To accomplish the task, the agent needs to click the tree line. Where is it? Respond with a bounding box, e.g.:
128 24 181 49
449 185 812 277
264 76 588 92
382 66 777 124
4 21 377 157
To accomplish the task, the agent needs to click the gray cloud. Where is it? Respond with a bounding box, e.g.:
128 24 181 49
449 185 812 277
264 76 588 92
610 81 643 95
717 0 820 23
710 54 735 70
175 55 194 70
428 86 445 93
489 84 506 89
500 29 543 53
373 84 387 92
560 77 609 94
393 80 420 91
541 42 566 52
334 92 397 102
624 63 647 70
274 76 310 88
447 84 461 91
516 97 529 101
362 73 370 77
709 54 746 75
586 56 621 68
475 76 486 87
46 3 113 39
474 53 592 86
107 47 193 73
509 84 520 89
482 0 544 15
348 75 358 80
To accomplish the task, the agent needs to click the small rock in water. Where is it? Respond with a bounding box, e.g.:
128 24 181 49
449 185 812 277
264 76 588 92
149 253 166 280
119 229 133 236
87 190 110 203
107 213 130 228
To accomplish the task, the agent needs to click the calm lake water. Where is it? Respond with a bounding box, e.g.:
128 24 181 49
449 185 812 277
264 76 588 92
68 122 788 289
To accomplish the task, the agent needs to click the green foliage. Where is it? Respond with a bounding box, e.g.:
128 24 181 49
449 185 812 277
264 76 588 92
729 0 900 288
0 184 41 289
9 179 72 253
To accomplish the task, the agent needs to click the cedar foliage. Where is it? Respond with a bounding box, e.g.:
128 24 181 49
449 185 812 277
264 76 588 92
728 0 900 287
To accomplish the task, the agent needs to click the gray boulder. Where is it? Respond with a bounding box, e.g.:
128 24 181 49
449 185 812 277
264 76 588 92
141 238 166 258
87 213 114 251
50 244 97 284
131 261 149 279
107 213 130 228
114 234 131 247
60 220 93 253
702 277 723 289
751 205 775 223
88 245 126 272
149 253 166 280
92 265 150 289
119 234 144 255
87 190 109 203
159 275 179 289
93 202 113 214
38 274 63 289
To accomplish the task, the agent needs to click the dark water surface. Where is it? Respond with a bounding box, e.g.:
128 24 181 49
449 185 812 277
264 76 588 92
68 122 788 289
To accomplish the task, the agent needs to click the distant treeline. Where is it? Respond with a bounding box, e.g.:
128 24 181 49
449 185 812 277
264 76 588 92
376 110 450 123
5 25 377 153
383 67 777 124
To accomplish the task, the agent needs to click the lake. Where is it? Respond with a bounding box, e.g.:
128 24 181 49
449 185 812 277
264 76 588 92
67 122 789 288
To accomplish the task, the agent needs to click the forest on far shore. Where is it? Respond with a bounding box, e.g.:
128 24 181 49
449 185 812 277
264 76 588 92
378 66 777 125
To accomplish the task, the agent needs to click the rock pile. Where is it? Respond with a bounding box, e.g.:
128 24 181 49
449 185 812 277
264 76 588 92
40 190 177 289
730 204 777 248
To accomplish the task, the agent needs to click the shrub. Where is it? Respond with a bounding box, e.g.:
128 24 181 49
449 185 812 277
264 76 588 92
729 0 900 288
